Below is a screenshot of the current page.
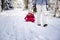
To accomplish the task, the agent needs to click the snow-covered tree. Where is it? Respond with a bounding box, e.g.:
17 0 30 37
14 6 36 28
2 0 13 10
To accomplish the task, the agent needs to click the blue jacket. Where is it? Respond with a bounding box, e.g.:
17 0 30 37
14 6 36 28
33 0 48 5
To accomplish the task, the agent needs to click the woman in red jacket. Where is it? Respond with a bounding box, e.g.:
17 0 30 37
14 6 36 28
25 12 35 22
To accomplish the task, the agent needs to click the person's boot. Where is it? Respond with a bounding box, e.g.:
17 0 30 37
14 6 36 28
43 24 48 27
37 24 41 26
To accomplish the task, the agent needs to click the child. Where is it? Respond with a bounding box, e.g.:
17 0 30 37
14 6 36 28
25 12 35 22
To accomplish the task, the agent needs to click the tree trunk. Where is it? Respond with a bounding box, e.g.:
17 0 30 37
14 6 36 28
24 0 29 9
0 0 1 12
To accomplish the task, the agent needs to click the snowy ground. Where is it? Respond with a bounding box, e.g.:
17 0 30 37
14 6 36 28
0 8 60 40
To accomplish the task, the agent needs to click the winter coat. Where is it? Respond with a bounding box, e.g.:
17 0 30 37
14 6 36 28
33 0 48 5
25 12 35 22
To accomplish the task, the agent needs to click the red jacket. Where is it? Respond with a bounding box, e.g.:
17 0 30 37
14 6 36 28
25 13 35 22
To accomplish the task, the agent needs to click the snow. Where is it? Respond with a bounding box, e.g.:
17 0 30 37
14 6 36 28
0 8 60 40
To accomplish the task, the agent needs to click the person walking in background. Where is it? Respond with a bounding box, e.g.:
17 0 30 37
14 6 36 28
33 4 37 13
33 0 48 27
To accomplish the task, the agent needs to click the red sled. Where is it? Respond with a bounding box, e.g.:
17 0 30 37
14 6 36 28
24 12 35 23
